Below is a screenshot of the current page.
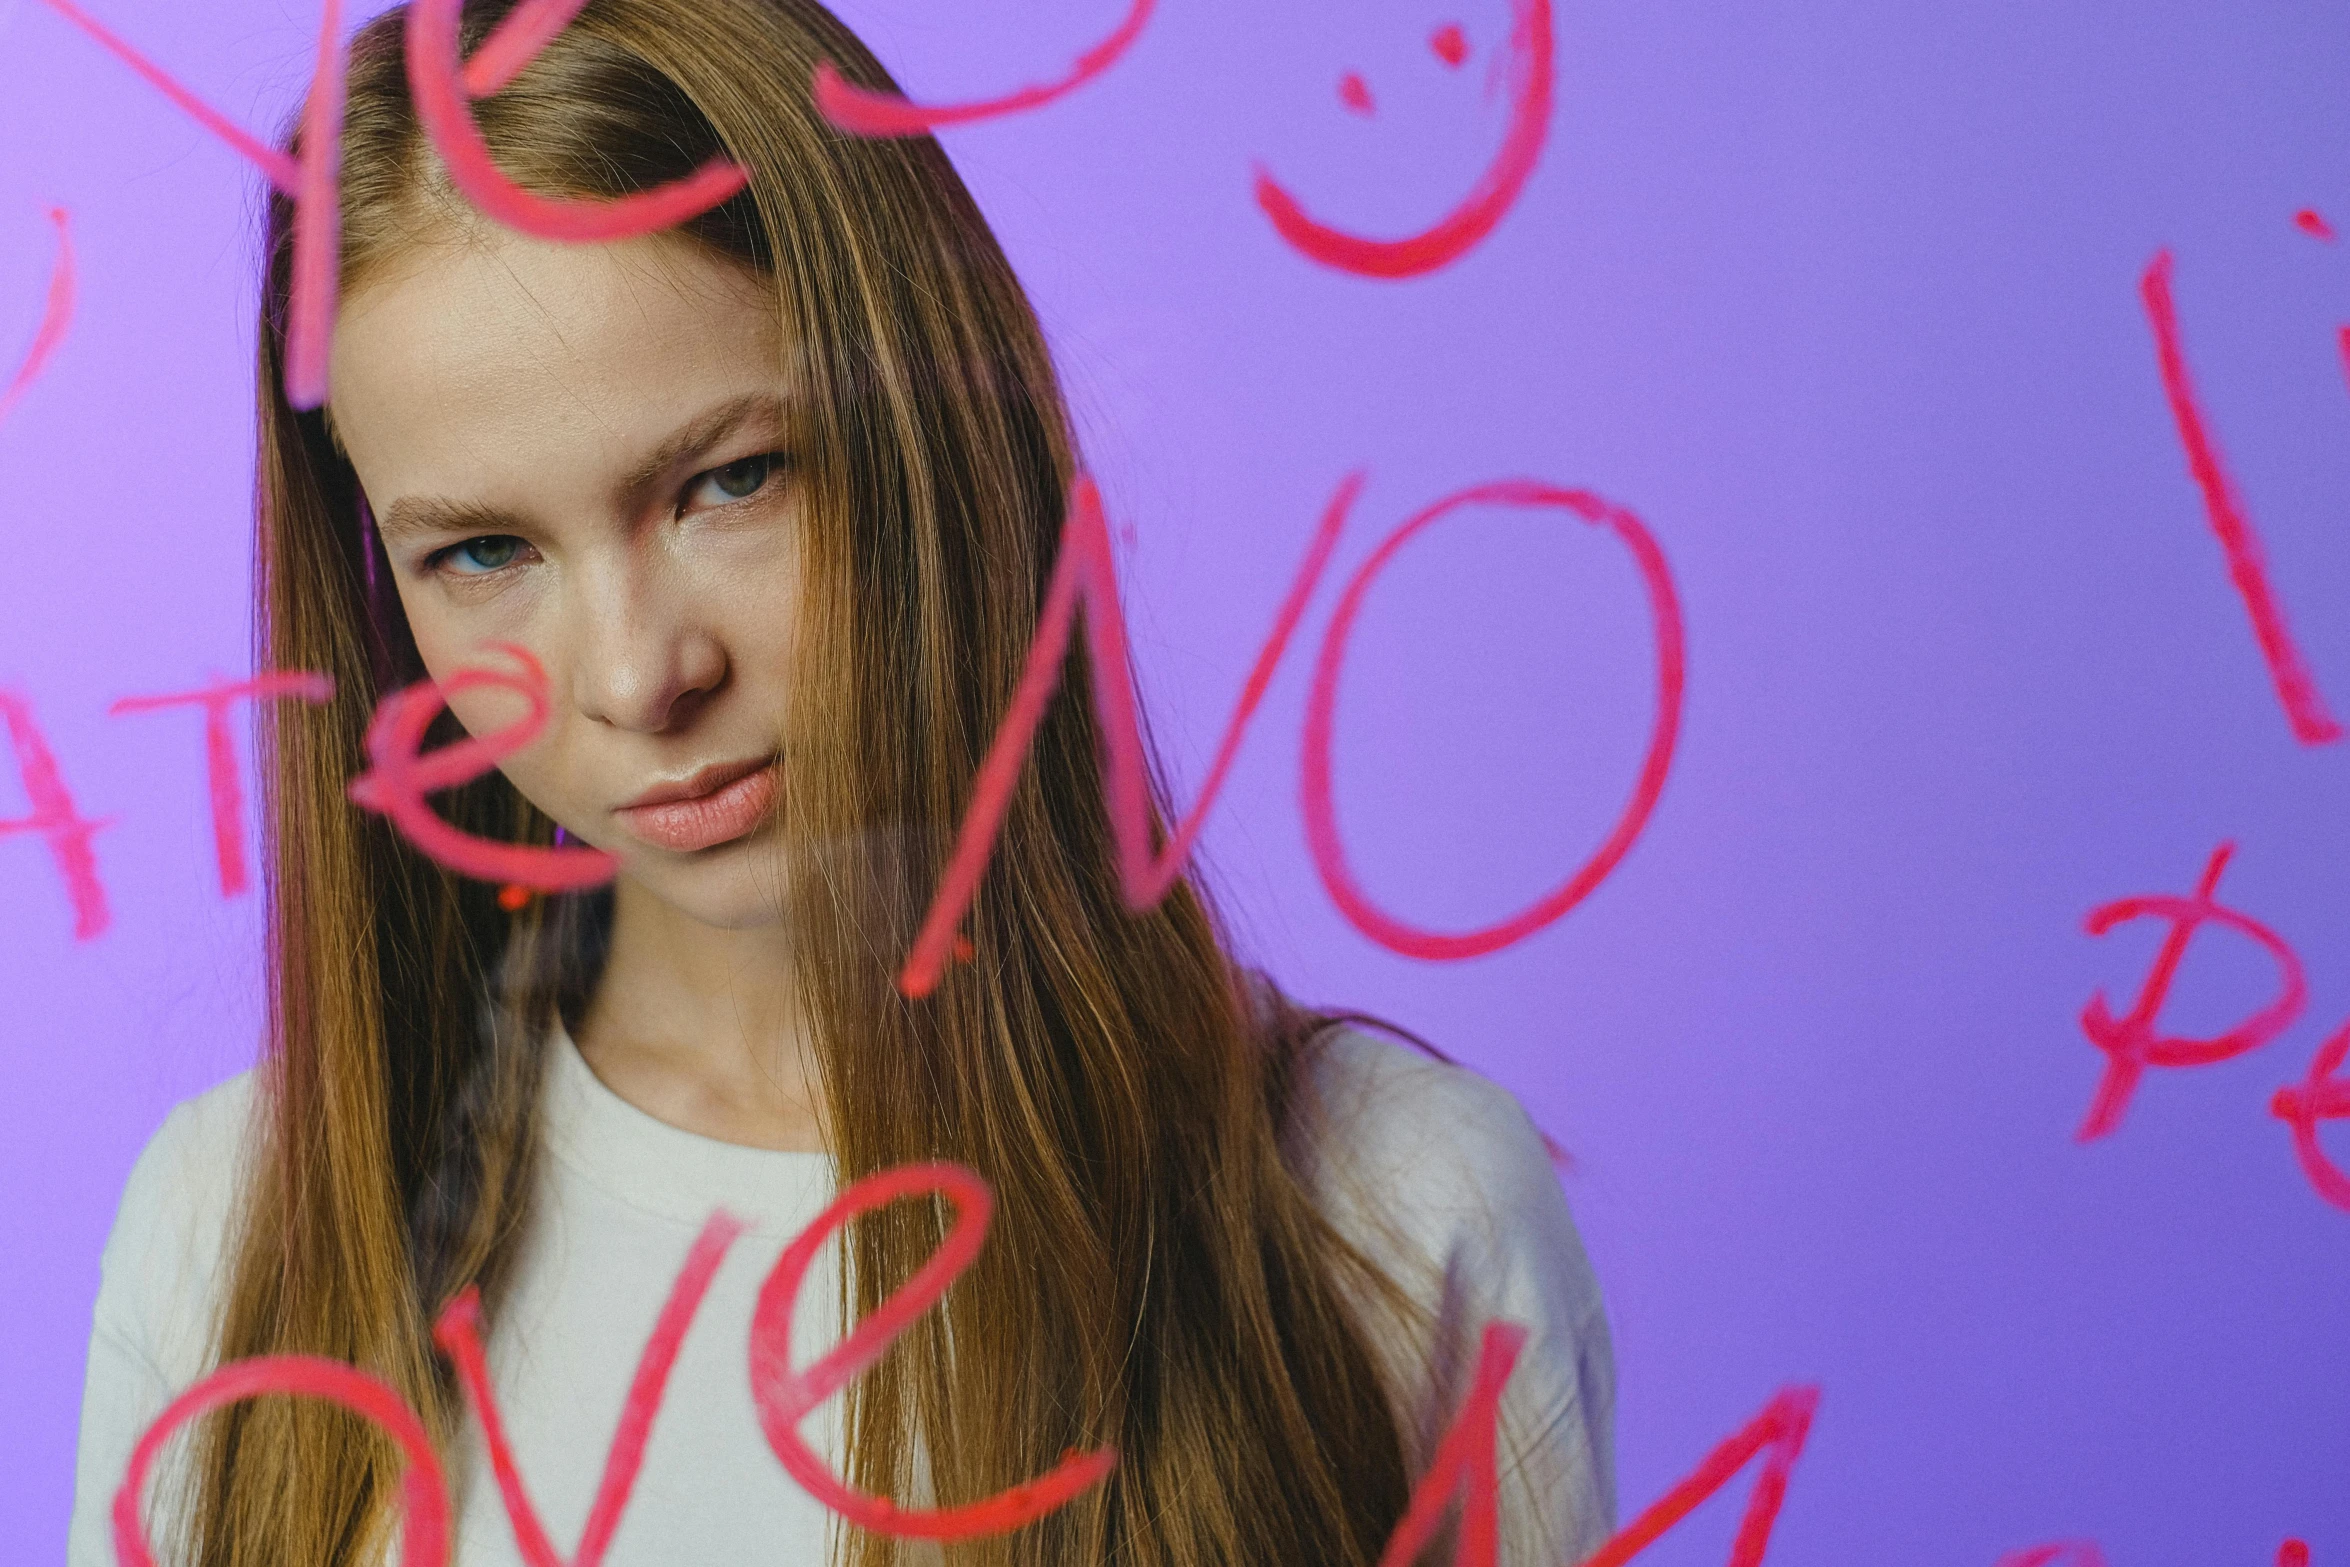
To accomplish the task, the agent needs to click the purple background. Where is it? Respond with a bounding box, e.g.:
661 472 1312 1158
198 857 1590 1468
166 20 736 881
3 0 2346 1559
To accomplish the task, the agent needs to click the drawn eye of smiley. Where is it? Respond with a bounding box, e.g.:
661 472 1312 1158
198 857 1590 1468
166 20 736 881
1254 0 1555 279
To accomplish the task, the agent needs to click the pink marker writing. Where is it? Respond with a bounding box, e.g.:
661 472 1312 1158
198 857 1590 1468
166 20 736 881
1254 0 1553 277
1374 1320 1525 1567
1578 1384 1820 1567
747 1161 1119 1537
346 643 617 891
812 0 1155 138
0 689 109 940
1992 1544 2108 1567
2074 842 2306 1142
898 472 1350 997
112 1355 450 1567
32 0 347 407
1299 479 1685 962
2139 249 2344 746
435 1213 745 1567
0 206 73 429
2270 1019 2350 1215
109 670 334 898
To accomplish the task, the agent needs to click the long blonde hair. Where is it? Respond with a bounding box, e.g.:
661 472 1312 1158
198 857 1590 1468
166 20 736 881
201 2 1426 1564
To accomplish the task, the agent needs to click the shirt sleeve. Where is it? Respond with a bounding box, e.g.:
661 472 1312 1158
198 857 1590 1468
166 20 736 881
1286 1027 1618 1567
68 1074 259 1567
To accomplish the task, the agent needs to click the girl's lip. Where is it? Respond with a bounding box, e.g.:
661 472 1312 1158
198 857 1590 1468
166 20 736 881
613 759 778 852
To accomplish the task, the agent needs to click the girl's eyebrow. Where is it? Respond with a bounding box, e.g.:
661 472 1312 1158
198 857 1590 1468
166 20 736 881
374 391 793 546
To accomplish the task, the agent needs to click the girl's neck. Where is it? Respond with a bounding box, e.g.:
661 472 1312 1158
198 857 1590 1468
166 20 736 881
569 876 829 1154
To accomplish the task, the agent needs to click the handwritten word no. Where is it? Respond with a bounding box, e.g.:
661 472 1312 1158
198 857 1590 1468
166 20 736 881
898 473 1682 996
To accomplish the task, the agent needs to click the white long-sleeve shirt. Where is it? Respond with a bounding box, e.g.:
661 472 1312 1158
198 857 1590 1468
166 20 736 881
69 1022 1616 1566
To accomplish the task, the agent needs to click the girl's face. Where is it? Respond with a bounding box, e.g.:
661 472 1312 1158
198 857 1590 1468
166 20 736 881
328 228 802 930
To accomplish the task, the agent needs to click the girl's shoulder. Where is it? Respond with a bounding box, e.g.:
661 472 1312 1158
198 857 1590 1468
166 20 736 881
93 1070 265 1384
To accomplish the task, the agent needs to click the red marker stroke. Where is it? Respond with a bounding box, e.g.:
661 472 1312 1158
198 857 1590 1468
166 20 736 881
812 0 1154 137
346 643 618 891
1374 1321 1524 1567
0 689 109 940
1579 1385 1820 1567
1992 1544 2108 1567
1254 0 1553 277
405 0 748 242
898 472 1349 997
32 0 347 407
113 1356 450 1567
435 1213 745 1567
747 1162 1118 1536
2139 250 2344 746
1300 480 1684 963
110 671 334 898
0 206 73 429
2271 1020 2350 1214
2074 842 2306 1143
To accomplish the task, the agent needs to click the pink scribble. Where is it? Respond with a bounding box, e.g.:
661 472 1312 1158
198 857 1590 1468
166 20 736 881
405 0 748 242
2139 250 2345 746
2279 1541 2312 1567
1431 23 1471 67
2271 1020 2350 1214
811 0 1155 138
459 0 588 96
747 1162 1119 1537
109 671 335 898
1373 1321 1524 1567
1578 1385 1820 1567
2074 843 2307 1142
32 0 346 407
1339 72 1377 116
2293 209 2334 241
112 1356 450 1567
1253 0 1552 277
1992 1544 2109 1567
2337 325 2349 398
435 1213 744 1567
0 689 109 940
346 643 618 891
0 206 73 429
897 472 1350 998
1299 480 1684 963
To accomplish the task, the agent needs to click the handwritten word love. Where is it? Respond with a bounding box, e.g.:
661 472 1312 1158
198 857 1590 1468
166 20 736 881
2073 842 2350 1215
114 1158 1820 1567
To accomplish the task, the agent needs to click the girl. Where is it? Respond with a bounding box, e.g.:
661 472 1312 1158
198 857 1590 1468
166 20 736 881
68 2 1614 1563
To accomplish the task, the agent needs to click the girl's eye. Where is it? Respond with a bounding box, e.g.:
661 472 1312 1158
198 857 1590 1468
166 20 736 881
689 453 779 509
439 535 524 574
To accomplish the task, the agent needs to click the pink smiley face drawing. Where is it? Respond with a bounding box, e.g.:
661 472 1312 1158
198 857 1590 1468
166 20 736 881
1255 0 1555 279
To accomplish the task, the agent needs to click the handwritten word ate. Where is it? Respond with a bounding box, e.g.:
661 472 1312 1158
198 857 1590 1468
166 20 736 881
110 672 334 898
1301 481 1685 963
346 642 617 892
2138 250 2344 746
2270 1020 2350 1214
2073 842 2307 1142
1254 0 1555 278
0 206 74 429
897 472 1350 997
0 689 111 940
813 0 1155 138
